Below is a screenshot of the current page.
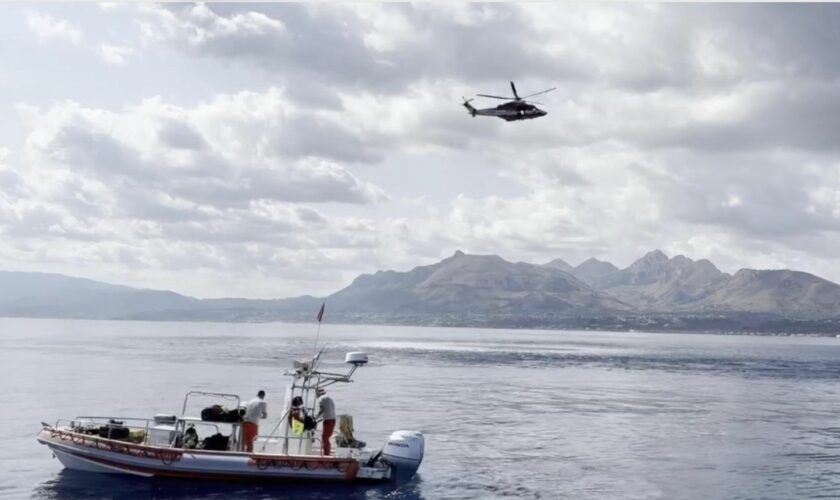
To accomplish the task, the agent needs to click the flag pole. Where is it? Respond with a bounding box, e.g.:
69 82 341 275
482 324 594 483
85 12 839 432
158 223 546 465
312 322 322 357
312 302 325 359
305 302 326 419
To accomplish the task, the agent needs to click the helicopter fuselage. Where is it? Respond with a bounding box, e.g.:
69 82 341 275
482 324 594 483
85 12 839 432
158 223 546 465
462 81 554 122
463 100 547 121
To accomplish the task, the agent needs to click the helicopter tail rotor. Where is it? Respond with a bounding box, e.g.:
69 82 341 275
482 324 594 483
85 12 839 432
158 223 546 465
462 97 476 116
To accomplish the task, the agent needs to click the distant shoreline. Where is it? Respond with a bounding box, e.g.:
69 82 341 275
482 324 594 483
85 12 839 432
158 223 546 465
3 313 839 338
5 251 840 336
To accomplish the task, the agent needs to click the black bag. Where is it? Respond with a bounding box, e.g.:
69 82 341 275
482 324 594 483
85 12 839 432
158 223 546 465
201 433 230 451
201 405 224 422
303 415 317 431
99 424 130 440
222 408 244 423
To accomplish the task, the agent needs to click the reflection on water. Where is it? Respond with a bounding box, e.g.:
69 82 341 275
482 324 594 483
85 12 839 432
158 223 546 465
33 470 425 500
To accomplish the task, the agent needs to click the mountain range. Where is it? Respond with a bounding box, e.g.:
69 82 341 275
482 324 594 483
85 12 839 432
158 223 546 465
3 250 840 334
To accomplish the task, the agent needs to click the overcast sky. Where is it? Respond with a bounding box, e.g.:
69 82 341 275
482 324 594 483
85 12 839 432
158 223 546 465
2 3 840 298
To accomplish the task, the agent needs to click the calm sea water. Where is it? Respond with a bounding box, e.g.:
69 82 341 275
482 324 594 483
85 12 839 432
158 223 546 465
3 318 840 499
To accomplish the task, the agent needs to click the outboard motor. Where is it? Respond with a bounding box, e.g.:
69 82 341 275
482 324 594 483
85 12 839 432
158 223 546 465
381 430 424 481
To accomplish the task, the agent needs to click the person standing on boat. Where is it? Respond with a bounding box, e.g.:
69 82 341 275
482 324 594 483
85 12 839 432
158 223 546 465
288 395 307 435
243 390 267 453
315 388 336 455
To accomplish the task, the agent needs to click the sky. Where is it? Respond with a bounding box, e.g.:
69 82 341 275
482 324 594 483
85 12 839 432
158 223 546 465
2 3 840 299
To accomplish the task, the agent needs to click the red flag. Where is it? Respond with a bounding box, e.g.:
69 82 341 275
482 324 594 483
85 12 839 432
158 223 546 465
316 302 325 323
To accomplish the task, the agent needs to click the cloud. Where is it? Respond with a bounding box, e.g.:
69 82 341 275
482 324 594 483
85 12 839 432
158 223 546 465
8 3 840 297
645 151 840 238
0 88 396 296
157 119 206 151
99 44 135 65
26 12 83 45
20 90 386 210
135 4 840 95
131 4 840 158
629 81 840 154
136 4 562 92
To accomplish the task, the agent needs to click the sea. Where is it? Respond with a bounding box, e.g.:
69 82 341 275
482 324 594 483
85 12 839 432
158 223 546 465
3 318 840 499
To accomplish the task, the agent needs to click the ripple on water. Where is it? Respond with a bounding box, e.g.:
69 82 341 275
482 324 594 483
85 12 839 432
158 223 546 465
5 320 840 499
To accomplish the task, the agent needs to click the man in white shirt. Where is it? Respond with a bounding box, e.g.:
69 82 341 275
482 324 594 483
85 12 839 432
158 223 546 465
316 388 336 455
242 390 267 452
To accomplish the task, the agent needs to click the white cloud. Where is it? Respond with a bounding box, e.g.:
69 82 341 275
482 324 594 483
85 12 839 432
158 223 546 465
6 3 840 297
1 88 397 296
100 44 134 65
26 12 83 45
19 89 388 211
138 3 286 47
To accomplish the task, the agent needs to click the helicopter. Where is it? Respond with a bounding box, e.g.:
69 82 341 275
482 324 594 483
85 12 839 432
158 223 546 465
462 81 556 121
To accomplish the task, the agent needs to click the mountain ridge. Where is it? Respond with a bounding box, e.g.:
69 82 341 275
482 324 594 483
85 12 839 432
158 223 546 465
592 250 731 309
2 250 840 333
328 250 631 315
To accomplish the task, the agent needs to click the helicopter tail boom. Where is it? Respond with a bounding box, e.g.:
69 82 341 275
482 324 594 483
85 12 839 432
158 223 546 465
462 97 476 117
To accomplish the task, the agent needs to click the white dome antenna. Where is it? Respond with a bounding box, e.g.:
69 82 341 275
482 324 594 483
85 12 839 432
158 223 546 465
345 352 368 366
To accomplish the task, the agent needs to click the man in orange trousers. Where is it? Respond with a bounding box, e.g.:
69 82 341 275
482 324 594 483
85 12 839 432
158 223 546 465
242 390 267 452
316 388 336 455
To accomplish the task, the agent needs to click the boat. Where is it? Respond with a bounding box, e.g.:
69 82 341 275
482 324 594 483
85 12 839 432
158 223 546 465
37 349 424 484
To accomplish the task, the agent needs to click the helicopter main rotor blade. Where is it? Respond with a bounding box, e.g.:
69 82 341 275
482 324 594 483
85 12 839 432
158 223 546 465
521 87 557 99
477 94 514 100
510 81 520 100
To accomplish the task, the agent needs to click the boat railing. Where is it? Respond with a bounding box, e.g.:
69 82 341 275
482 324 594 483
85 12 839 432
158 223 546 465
50 417 336 456
56 416 224 448
182 391 241 416
56 416 160 446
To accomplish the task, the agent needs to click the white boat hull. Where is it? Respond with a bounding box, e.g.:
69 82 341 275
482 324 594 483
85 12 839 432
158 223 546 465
53 447 152 476
38 428 388 483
